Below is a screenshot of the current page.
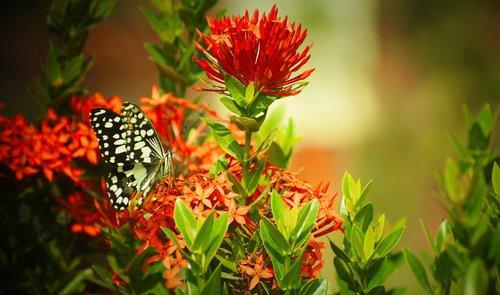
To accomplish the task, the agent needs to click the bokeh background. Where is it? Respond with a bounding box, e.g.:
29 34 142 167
1 0 499 293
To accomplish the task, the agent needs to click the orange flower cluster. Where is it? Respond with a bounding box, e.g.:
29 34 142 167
120 161 341 290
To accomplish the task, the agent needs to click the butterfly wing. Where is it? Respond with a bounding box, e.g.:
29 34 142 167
120 102 166 165
90 103 170 210
90 108 129 166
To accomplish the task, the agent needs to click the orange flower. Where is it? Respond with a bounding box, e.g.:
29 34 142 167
239 253 274 290
194 5 314 97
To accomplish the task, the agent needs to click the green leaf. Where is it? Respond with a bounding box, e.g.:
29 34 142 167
464 259 488 295
59 268 93 295
271 190 292 236
260 217 290 256
224 74 246 106
204 213 229 268
209 155 228 175
201 264 222 295
292 199 319 251
192 211 215 254
245 82 255 105
280 251 305 290
420 220 438 254
249 128 277 162
329 239 350 262
373 214 385 242
493 163 500 196
226 171 245 197
141 7 168 39
246 157 266 196
61 55 83 82
230 116 260 132
174 199 197 249
374 226 405 258
220 96 244 116
300 278 328 295
366 257 389 289
367 286 385 295
268 142 287 168
435 220 452 253
47 48 62 86
468 123 489 150
91 0 116 20
202 118 244 162
475 104 493 136
260 218 288 281
144 43 169 68
353 203 373 232
443 158 464 203
363 225 375 262
334 256 355 290
350 224 365 259
402 249 434 295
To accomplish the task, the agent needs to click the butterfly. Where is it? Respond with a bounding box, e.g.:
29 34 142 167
90 102 172 210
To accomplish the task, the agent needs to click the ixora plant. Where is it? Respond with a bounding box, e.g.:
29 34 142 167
0 1 497 294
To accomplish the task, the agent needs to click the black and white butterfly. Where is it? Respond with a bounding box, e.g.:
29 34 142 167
90 102 172 210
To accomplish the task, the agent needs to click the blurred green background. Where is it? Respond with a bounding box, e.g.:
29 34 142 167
1 0 498 293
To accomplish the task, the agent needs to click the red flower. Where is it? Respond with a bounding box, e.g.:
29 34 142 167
194 5 314 97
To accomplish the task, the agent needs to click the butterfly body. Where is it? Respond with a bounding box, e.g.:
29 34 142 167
90 103 171 210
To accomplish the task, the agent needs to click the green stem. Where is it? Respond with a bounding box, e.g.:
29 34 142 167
241 130 253 199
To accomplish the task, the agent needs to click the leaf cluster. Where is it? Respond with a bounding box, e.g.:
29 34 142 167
331 173 406 295
404 104 499 295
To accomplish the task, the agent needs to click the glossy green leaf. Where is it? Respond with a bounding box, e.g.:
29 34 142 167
350 224 365 259
300 278 328 295
280 251 304 289
353 203 373 232
260 217 290 256
374 226 405 258
246 157 266 196
333 256 355 289
329 239 350 262
202 118 244 162
192 211 215 254
230 115 260 132
493 163 500 196
366 257 389 289
244 82 255 105
174 199 197 249
374 214 385 242
271 190 292 236
292 199 318 251
220 96 244 116
224 74 246 106
201 264 222 295
363 225 375 262
403 249 434 295
204 213 229 269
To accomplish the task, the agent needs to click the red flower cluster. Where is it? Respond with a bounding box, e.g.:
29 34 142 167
194 5 314 97
0 93 121 183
